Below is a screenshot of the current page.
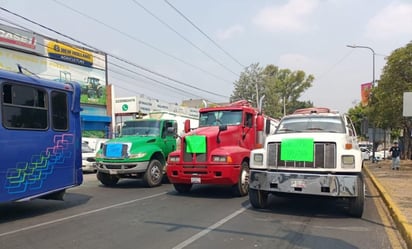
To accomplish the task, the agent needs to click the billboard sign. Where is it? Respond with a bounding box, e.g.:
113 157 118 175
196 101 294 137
0 47 106 105
0 24 44 54
361 82 372 107
403 92 412 117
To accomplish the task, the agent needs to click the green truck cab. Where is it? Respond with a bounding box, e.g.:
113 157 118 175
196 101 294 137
95 119 177 187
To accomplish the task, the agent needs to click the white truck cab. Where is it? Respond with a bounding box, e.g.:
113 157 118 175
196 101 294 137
249 107 364 217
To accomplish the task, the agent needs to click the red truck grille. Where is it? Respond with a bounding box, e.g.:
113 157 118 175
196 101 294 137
267 142 336 168
182 141 207 162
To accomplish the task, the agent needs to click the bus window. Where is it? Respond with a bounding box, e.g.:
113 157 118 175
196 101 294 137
2 83 48 129
51 91 68 131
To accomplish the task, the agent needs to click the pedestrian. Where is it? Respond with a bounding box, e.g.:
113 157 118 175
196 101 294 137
389 141 401 170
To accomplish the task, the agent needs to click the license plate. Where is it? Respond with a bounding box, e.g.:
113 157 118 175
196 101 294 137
291 179 305 188
191 177 201 183
109 170 117 175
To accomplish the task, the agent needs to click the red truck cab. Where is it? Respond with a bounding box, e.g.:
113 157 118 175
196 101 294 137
166 100 277 196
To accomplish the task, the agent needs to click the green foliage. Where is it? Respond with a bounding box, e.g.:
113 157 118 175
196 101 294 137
362 41 412 159
231 63 314 118
230 63 265 108
347 104 368 139
83 130 106 138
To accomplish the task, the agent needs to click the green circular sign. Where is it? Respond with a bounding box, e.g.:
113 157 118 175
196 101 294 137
122 104 128 111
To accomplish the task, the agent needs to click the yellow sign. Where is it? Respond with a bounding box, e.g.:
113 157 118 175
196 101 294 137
47 41 93 67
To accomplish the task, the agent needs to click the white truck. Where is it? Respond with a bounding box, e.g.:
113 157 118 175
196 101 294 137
143 110 199 136
249 107 364 217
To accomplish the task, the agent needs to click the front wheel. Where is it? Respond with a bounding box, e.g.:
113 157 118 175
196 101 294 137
233 161 249 197
249 189 269 209
143 159 163 187
348 174 365 217
97 172 119 187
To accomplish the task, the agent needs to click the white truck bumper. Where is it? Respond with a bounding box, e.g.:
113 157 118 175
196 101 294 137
249 170 361 197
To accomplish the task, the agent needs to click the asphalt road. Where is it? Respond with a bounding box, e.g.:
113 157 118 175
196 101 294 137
0 173 407 249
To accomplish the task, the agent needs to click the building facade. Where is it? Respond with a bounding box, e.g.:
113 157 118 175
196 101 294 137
0 23 111 135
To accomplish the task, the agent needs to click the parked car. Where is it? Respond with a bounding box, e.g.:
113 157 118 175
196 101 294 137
360 147 372 161
82 141 97 173
376 150 391 160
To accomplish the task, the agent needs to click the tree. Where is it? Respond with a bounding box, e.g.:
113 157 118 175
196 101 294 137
368 41 412 159
231 63 314 118
347 104 368 140
230 63 265 108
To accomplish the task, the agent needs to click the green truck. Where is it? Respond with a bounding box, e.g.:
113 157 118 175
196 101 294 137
95 119 178 187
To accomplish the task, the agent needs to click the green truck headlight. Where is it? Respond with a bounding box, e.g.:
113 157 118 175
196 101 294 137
130 152 147 159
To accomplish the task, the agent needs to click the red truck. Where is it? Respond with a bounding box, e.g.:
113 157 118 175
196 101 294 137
166 99 278 196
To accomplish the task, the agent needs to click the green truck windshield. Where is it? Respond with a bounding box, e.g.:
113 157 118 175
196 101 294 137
122 120 161 136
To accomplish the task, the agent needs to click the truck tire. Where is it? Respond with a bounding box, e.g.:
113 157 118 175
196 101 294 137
233 161 249 197
143 159 163 187
173 183 192 194
97 172 119 186
249 189 269 209
348 174 365 218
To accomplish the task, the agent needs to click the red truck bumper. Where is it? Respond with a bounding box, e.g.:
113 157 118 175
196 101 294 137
167 164 241 185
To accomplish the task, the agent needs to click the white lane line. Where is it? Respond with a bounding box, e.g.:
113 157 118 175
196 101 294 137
0 192 167 238
172 204 250 249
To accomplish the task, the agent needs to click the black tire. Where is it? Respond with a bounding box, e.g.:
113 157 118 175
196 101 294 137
173 183 192 194
143 159 163 187
249 188 269 209
348 174 365 218
97 172 119 186
97 87 103 98
233 161 250 197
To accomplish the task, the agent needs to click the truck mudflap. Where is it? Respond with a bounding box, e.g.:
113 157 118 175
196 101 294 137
249 170 361 197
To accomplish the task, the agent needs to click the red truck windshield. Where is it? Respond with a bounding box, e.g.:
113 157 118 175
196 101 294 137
199 110 242 127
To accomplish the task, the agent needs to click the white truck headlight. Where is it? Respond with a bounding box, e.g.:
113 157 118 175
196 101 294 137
253 153 263 165
341 155 355 169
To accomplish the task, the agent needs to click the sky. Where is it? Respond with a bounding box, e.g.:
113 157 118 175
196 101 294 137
0 0 411 113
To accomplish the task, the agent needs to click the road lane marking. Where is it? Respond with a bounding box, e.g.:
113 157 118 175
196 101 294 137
172 204 251 249
0 192 167 238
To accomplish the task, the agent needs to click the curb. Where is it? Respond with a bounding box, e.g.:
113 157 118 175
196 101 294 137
364 166 412 249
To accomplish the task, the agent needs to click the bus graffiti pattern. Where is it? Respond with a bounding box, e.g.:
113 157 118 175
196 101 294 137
4 134 75 194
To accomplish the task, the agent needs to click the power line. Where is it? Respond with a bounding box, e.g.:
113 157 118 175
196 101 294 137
164 0 245 69
131 0 240 77
0 7 230 101
0 18 223 104
51 0 233 85
108 62 209 100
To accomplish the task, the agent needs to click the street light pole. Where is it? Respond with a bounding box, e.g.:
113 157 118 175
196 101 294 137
347 45 377 162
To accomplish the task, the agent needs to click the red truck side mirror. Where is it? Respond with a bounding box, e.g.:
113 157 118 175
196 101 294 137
184 119 191 133
256 115 264 131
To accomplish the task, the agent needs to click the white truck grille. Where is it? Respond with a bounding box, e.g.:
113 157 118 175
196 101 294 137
267 142 336 169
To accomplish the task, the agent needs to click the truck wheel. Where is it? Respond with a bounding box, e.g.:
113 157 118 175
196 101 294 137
173 183 192 194
97 172 119 186
249 189 269 209
143 159 163 187
348 174 365 218
233 161 249 197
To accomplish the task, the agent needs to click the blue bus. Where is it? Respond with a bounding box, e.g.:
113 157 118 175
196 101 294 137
0 68 83 202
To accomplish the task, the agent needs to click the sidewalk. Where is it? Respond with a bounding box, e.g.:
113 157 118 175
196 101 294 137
364 159 412 249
